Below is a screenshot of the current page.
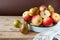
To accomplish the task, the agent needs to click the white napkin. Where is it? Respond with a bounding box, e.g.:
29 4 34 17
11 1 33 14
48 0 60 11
33 21 60 40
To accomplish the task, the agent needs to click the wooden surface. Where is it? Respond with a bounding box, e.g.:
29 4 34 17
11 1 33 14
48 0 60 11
0 16 38 40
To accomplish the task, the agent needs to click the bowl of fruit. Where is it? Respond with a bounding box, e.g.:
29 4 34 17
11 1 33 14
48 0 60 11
22 5 60 32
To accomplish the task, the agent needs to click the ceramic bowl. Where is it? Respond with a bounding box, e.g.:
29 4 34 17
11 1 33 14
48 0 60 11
28 24 55 33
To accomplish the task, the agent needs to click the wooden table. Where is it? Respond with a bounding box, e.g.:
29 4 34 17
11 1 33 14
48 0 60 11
0 16 38 40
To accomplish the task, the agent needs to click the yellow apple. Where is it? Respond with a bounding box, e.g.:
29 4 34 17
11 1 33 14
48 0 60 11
51 12 60 23
40 10 51 18
31 15 42 26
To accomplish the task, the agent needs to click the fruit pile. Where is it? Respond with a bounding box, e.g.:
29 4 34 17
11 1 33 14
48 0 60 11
22 5 60 27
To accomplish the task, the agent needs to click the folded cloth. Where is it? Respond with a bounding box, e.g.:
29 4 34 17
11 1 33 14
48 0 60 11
33 21 60 40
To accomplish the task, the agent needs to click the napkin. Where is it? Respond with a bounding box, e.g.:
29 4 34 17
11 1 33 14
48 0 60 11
33 21 60 40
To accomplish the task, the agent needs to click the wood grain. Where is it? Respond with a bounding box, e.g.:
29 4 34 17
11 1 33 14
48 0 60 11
0 16 38 40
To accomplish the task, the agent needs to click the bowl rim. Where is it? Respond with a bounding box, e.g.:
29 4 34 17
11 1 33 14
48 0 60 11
29 23 57 28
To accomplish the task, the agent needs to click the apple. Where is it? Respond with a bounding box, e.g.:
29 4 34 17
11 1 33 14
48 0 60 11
48 5 54 12
29 7 39 16
51 12 60 23
40 10 51 18
43 17 53 27
31 15 42 26
39 5 47 11
22 11 31 22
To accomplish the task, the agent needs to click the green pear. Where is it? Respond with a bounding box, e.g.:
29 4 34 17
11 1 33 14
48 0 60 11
20 22 29 34
48 5 54 12
29 7 39 16
13 20 22 28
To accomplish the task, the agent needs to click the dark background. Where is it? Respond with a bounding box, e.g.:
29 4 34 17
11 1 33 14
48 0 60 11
0 0 60 16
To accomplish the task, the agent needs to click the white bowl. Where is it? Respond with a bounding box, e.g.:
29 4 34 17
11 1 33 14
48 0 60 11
28 24 55 32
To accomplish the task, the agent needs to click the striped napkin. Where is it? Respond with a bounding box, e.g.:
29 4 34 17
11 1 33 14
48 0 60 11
33 21 60 40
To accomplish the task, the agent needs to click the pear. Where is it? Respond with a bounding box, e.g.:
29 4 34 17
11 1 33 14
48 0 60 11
20 22 29 34
48 5 54 12
13 20 22 28
29 7 39 16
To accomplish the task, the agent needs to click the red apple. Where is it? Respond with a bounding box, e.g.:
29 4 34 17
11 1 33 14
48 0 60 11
39 5 47 11
43 17 53 27
31 15 42 26
22 11 31 22
51 12 60 23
